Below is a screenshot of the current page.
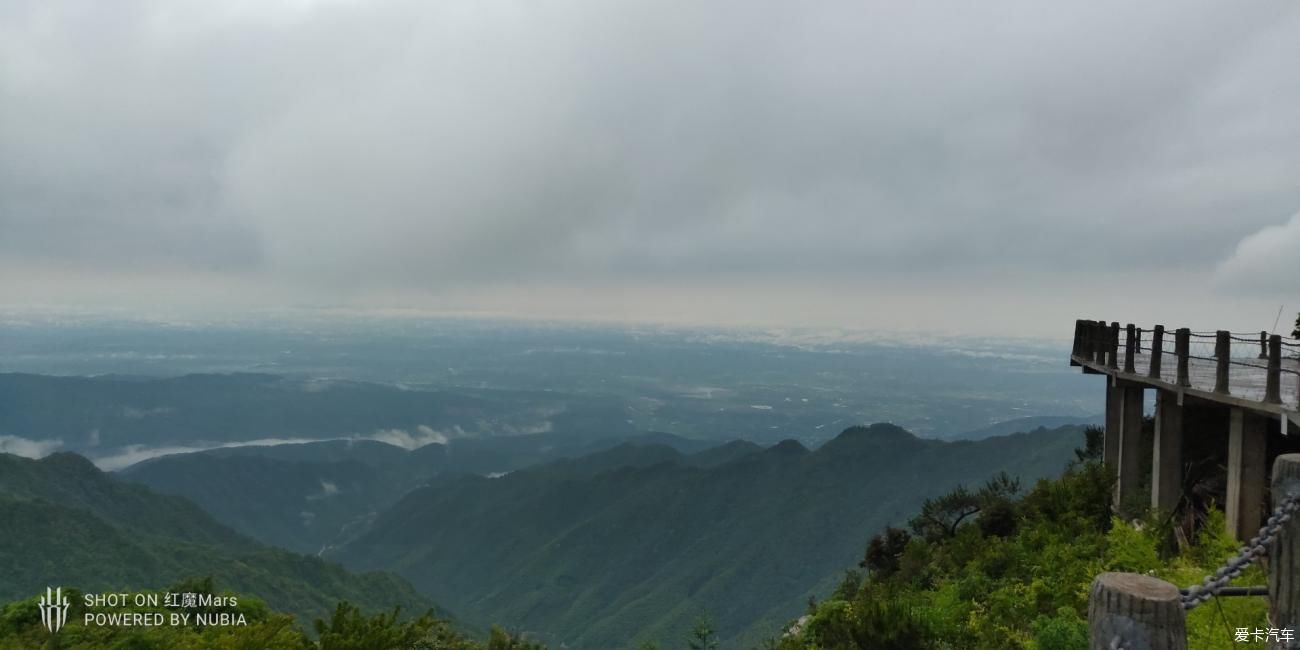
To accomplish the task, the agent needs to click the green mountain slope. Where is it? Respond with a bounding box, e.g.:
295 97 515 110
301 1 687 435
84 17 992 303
0 452 437 626
335 424 1083 649
121 431 728 554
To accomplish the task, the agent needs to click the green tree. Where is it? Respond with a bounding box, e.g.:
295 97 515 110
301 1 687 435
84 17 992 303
313 602 474 650
485 627 546 650
1074 425 1104 463
860 527 911 577
686 613 719 650
907 473 1020 542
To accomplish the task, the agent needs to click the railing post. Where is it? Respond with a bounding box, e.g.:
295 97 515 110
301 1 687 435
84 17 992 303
1268 454 1300 649
1136 327 1143 353
1260 331 1269 359
1088 572 1187 649
1095 320 1108 365
1266 335 1282 404
1124 324 1137 374
1176 328 1191 388
1215 330 1230 394
1149 325 1165 380
1109 322 1120 370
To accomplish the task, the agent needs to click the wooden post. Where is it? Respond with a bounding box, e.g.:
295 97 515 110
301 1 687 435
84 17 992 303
1149 325 1165 380
1260 331 1269 359
1268 454 1300 649
1227 408 1266 540
1124 324 1137 374
1095 320 1108 365
1266 335 1282 404
1152 390 1183 514
1088 572 1187 650
1109 322 1121 370
1214 330 1230 394
1176 328 1191 388
1136 327 1143 353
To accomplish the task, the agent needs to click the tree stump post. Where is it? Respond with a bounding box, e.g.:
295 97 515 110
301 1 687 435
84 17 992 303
1149 325 1165 380
1089 572 1187 649
1215 331 1231 394
1109 322 1121 370
1266 335 1282 404
1175 328 1191 388
1269 454 1300 649
1125 324 1137 374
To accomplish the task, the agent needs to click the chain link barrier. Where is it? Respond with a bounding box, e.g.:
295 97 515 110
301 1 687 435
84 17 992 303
1181 486 1300 610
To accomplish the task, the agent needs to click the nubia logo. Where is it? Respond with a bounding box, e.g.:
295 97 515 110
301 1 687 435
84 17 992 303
38 587 70 634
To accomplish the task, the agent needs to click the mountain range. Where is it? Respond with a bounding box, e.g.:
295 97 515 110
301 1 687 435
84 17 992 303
310 423 1083 648
0 452 439 626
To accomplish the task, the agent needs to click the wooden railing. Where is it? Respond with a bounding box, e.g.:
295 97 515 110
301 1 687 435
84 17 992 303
1072 319 1300 409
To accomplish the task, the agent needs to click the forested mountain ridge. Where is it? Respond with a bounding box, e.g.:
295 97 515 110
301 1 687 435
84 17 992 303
334 423 1084 649
122 430 722 553
0 452 440 626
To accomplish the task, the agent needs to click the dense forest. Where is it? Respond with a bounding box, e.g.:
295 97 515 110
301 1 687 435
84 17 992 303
4 425 1267 649
768 427 1268 649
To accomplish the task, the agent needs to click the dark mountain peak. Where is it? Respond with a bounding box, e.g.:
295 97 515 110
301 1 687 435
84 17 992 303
766 439 809 456
38 451 102 475
684 439 765 468
820 423 921 454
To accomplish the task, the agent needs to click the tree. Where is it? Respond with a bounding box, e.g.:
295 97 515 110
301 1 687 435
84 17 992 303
1074 425 1104 463
485 626 547 650
907 473 1021 542
908 487 980 541
687 613 719 650
314 602 476 650
1293 312 1299 339
861 526 912 577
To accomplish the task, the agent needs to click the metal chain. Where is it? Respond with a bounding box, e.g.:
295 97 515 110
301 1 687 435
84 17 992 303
1181 488 1300 610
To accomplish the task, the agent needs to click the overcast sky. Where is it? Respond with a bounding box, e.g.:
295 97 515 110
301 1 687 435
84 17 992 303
2 0 1298 337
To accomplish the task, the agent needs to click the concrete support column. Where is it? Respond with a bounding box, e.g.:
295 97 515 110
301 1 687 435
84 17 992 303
1117 383 1146 508
1151 390 1183 513
1105 380 1121 470
1226 408 1267 540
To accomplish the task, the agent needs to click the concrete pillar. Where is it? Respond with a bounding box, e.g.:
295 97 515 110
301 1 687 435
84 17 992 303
1151 390 1183 513
1105 380 1121 470
1226 408 1267 540
1117 383 1146 508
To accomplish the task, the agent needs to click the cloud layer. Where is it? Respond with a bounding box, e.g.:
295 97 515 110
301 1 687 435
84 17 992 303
2 0 1298 333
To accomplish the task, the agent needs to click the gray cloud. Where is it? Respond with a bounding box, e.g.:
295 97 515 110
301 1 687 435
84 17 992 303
2 0 1298 333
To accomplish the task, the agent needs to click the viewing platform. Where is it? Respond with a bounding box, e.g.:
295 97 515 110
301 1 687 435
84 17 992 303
1070 319 1300 540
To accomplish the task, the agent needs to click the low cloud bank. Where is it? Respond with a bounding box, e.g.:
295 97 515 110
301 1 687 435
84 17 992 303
0 435 64 459
88 425 469 471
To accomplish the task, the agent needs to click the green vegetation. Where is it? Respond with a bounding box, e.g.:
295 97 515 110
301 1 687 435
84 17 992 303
336 424 1083 648
770 427 1269 649
0 453 437 626
0 584 542 650
123 432 724 554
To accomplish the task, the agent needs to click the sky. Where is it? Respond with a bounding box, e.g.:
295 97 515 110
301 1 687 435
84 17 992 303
2 0 1298 338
